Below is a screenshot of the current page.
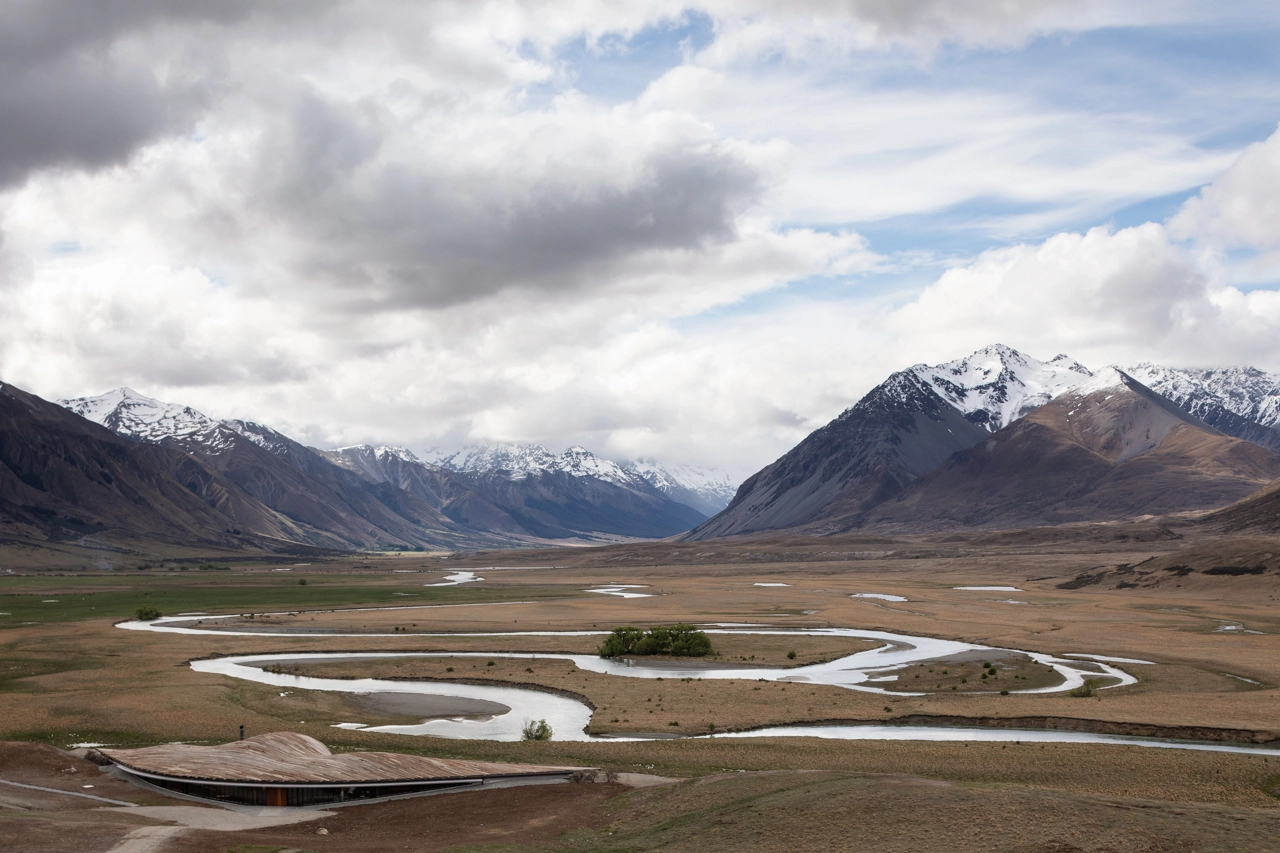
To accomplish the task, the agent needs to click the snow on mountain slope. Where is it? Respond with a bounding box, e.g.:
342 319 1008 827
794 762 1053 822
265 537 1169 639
910 344 1092 432
330 444 434 482
428 443 559 479
624 458 738 515
429 442 639 486
1125 364 1280 429
222 419 296 455
426 442 739 513
59 388 234 453
556 446 637 485
1060 365 1130 399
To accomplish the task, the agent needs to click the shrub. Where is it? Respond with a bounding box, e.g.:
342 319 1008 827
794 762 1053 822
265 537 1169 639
598 624 713 658
522 719 552 741
135 605 162 621
787 650 797 660
298 579 307 586
1070 678 1102 698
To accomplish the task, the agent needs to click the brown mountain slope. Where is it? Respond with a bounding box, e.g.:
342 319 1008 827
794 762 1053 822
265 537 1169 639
865 369 1280 531
684 371 989 540
320 446 532 541
0 382 303 549
187 432 517 550
1201 477 1280 534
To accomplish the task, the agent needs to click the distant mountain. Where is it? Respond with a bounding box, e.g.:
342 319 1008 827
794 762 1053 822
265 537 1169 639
685 345 1087 539
1 383 300 550
321 445 532 538
59 389 512 550
686 368 990 539
430 443 638 486
1203 476 1280 534
867 368 1280 530
913 344 1092 431
622 458 738 516
425 443 709 538
686 345 1280 540
54 390 712 546
429 442 736 516
61 387 235 453
1124 364 1280 452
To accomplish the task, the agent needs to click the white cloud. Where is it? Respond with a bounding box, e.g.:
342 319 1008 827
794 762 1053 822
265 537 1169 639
885 226 1280 381
1169 124 1280 252
640 65 1236 232
0 0 1277 481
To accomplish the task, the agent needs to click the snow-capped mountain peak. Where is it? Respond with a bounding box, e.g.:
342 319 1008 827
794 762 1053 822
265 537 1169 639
222 419 294 454
60 387 234 452
909 344 1092 431
428 442 637 485
326 444 437 483
1125 363 1280 429
426 442 738 513
1048 353 1093 375
376 445 421 464
427 442 559 480
554 445 635 485
1062 366 1131 397
624 458 738 515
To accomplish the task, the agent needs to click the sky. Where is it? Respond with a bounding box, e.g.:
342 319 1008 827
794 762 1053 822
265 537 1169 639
3 0 1280 480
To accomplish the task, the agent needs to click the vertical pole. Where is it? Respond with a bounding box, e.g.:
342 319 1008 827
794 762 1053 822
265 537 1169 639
239 725 245 741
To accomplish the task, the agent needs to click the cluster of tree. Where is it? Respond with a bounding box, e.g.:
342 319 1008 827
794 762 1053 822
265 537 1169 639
597 624 713 658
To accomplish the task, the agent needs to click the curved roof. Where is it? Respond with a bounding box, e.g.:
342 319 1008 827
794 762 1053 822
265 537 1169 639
102 732 584 785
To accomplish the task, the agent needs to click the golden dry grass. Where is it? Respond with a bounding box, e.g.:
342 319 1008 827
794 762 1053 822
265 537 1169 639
2 541 1280 815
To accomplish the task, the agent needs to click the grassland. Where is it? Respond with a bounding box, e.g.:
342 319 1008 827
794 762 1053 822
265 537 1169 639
2 535 1280 851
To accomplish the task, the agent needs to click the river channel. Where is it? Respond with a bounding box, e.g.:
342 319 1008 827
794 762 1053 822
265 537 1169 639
110 614 1280 756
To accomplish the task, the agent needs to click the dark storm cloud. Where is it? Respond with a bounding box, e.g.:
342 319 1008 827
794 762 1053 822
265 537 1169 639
0 0 326 188
186 88 769 311
0 57 199 187
306 147 764 310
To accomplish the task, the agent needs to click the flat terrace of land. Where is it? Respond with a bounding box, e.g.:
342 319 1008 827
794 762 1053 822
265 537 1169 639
1 544 1278 746
5 740 1280 853
3 534 1280 852
265 650 1068 736
140 551 1280 739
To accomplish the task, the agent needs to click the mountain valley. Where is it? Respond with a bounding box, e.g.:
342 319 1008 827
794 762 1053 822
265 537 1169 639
7 344 1280 561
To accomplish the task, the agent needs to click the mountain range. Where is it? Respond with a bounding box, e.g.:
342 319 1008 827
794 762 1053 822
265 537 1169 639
687 345 1280 539
38 387 720 551
426 444 737 517
6 342 1280 557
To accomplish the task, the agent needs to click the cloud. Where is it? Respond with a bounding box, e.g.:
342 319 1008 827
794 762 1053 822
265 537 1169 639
884 220 1280 374
243 94 769 310
0 1 291 188
1169 124 1280 252
640 64 1235 234
0 0 1274 482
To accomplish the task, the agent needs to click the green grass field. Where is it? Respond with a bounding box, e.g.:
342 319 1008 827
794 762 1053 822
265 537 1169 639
0 573 567 629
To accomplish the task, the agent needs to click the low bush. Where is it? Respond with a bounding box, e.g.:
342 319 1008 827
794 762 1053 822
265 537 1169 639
522 719 552 741
598 624 713 658
135 605 162 621
1070 678 1102 698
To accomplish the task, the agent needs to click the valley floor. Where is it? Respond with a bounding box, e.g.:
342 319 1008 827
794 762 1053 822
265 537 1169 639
2 532 1279 851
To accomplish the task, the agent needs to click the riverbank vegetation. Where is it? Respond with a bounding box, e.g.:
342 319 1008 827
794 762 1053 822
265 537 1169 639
598 624 713 658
